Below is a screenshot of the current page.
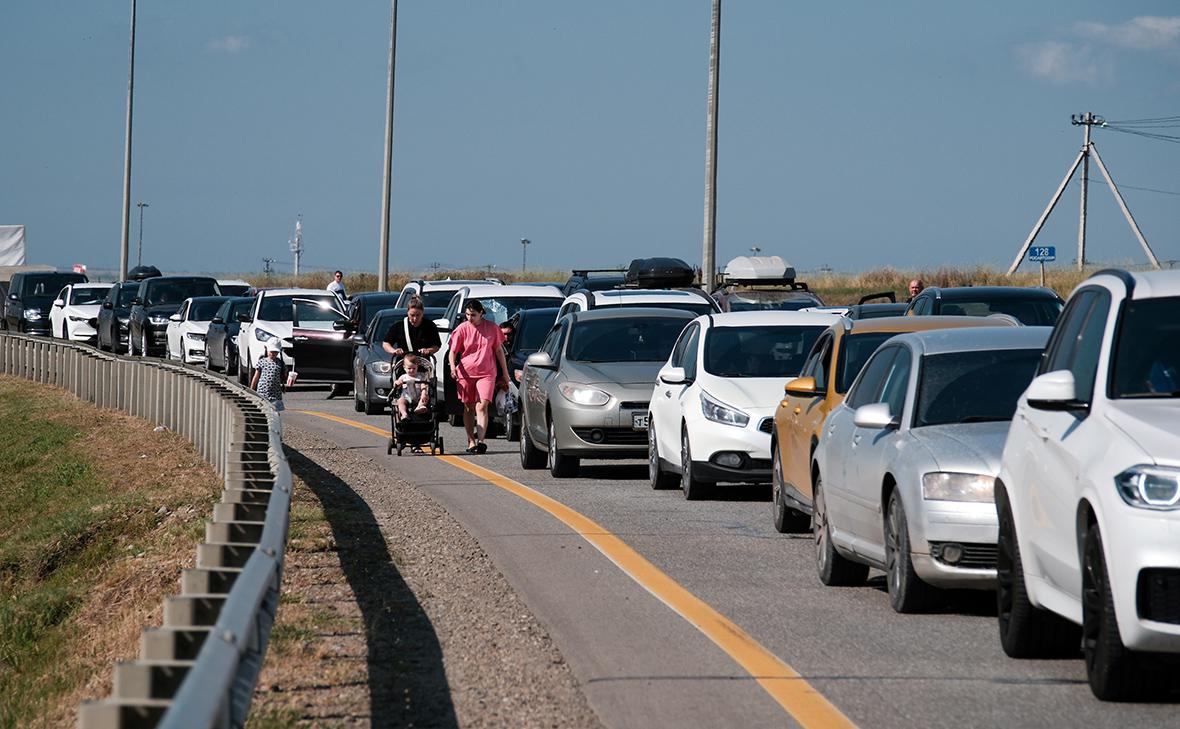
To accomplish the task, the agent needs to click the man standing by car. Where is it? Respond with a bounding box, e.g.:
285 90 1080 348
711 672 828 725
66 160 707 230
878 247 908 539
907 278 925 302
327 270 347 299
383 296 441 358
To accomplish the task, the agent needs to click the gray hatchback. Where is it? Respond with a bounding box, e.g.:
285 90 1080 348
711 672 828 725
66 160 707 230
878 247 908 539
519 307 695 477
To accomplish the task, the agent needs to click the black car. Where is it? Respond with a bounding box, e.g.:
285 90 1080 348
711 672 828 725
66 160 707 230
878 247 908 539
203 297 254 373
346 292 402 334
96 282 139 352
560 269 626 297
904 285 1064 326
2 271 89 335
352 307 446 414
495 306 559 441
129 276 221 356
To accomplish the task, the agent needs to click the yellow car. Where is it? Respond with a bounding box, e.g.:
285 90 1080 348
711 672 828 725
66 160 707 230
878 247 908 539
770 315 1018 532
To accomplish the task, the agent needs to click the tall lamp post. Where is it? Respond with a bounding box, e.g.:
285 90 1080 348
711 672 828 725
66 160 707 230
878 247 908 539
118 0 138 281
520 238 530 272
376 0 399 291
135 201 148 267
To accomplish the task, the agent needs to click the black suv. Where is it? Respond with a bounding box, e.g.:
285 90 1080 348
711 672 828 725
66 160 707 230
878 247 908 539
3 271 89 334
904 285 1064 326
96 281 141 352
129 276 221 356
560 269 626 296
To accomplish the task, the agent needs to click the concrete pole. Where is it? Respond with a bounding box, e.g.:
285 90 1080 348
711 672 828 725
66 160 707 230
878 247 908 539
1077 112 1092 271
1006 149 1085 275
376 0 399 292
119 0 138 282
701 0 721 291
1089 144 1162 269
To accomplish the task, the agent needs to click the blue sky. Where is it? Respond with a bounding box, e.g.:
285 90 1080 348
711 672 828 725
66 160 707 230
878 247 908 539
2 1 1178 279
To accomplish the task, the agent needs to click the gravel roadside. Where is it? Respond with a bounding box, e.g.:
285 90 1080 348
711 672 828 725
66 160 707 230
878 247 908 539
248 425 603 729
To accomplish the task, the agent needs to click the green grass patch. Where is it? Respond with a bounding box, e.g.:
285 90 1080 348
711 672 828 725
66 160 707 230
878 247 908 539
0 384 181 729
244 707 303 729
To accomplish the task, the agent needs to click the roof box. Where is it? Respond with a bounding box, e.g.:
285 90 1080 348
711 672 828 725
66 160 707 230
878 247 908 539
624 257 695 288
723 255 796 284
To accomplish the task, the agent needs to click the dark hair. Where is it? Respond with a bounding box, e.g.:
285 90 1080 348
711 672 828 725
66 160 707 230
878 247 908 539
500 320 515 332
334 270 343 277
407 295 424 311
404 353 419 366
464 299 485 314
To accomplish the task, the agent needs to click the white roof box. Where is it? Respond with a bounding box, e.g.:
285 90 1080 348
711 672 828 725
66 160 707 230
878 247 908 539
723 255 796 283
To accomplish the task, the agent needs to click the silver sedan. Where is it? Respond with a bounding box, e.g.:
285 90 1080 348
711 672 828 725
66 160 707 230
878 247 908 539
811 326 1051 613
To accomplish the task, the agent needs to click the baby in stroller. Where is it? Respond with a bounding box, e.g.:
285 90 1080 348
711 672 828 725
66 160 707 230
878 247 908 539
393 353 432 423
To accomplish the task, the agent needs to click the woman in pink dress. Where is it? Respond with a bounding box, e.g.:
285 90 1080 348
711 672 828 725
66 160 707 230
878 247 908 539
448 299 510 453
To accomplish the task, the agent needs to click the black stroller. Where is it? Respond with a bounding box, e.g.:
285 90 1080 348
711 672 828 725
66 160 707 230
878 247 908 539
387 355 444 456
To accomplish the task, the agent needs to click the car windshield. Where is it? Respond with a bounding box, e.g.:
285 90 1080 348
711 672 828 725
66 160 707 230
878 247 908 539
420 289 458 308
566 318 688 362
914 349 1043 427
188 299 226 320
478 296 562 324
939 297 1062 326
578 276 625 292
357 295 400 329
26 275 86 298
143 280 218 306
219 284 250 296
724 291 820 312
259 294 341 322
71 287 109 305
371 315 400 345
516 313 556 353
1110 296 1180 398
837 332 901 393
704 325 826 377
118 286 139 306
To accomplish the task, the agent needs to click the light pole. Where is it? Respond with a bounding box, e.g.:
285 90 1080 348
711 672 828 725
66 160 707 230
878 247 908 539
135 201 148 267
520 238 530 272
376 0 399 291
119 0 138 281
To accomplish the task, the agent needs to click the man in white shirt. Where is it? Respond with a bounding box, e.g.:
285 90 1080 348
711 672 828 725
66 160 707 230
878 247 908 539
327 270 346 298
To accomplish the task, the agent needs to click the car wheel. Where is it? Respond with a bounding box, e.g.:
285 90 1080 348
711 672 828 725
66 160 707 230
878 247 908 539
995 486 1080 658
354 386 365 412
238 350 250 385
505 409 521 442
813 473 868 586
885 489 940 613
772 442 809 533
648 421 678 490
519 410 545 469
680 426 708 501
1082 523 1161 700
61 322 68 340
547 417 578 477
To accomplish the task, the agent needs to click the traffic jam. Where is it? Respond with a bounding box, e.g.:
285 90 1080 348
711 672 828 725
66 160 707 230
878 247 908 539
23 255 1180 702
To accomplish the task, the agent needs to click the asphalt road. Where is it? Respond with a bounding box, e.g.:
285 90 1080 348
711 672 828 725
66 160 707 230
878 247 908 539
283 385 1178 729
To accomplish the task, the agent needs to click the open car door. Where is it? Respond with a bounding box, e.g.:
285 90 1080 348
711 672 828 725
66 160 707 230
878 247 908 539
291 298 354 388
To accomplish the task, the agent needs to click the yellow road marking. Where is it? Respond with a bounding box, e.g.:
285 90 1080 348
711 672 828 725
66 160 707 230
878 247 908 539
293 409 856 728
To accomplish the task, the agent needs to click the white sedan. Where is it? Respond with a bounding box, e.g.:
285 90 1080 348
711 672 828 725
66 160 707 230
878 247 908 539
166 296 232 364
648 310 841 499
49 283 113 343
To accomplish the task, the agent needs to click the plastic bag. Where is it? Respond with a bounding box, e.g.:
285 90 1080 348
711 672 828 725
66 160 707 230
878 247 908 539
496 381 520 414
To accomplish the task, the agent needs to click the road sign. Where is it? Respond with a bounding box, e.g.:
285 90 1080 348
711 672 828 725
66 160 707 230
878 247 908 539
1029 246 1056 263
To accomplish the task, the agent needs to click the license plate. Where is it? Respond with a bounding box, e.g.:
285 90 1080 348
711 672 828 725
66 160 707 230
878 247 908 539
632 413 649 430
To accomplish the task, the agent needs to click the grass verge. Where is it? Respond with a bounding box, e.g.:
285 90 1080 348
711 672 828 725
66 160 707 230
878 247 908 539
0 376 221 729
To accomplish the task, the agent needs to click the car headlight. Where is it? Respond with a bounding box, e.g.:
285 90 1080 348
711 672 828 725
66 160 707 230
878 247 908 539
68 315 89 322
255 327 277 342
185 332 206 341
23 310 42 321
1116 465 1180 510
559 383 610 406
149 314 170 325
369 361 392 374
700 391 749 427
921 472 996 502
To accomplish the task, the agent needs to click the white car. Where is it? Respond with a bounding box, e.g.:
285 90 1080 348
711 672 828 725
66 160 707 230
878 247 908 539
165 296 232 364
557 288 720 320
235 288 345 384
648 310 841 499
49 283 112 343
395 277 502 310
996 269 1180 701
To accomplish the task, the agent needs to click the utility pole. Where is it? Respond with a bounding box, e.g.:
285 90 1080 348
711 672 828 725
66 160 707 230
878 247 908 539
520 238 530 272
262 258 274 279
700 0 721 291
289 217 303 277
376 0 399 292
1007 112 1161 274
118 0 138 281
135 201 148 267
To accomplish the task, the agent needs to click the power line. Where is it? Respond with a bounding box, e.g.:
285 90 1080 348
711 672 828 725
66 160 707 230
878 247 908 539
1103 125 1180 144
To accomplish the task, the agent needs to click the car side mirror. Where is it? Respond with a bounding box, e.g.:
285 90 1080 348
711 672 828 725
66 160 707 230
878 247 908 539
526 352 555 370
351 334 366 344
53 299 65 308
102 301 113 309
784 376 818 396
659 365 688 385
169 313 182 322
434 318 451 332
236 312 252 323
331 319 351 331
211 316 224 324
853 403 898 429
1026 370 1088 412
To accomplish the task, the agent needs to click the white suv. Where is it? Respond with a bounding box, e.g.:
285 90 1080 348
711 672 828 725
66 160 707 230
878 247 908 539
557 288 720 319
395 278 502 309
235 288 345 383
995 269 1180 701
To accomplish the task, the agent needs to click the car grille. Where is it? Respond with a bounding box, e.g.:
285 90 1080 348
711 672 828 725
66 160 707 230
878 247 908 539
929 541 997 569
1137 568 1180 625
758 417 773 434
572 427 647 445
618 401 649 411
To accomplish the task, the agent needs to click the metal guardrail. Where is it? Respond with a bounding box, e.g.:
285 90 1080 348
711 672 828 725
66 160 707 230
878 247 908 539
0 334 291 729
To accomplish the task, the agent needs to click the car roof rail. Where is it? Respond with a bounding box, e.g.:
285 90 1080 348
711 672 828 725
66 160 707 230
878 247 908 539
570 268 626 276
1091 268 1136 296
581 290 597 310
